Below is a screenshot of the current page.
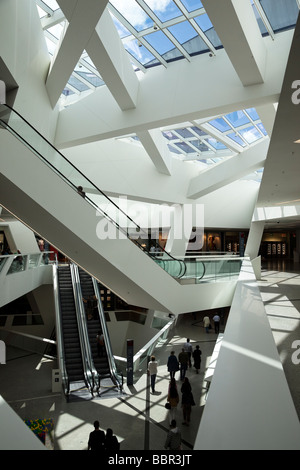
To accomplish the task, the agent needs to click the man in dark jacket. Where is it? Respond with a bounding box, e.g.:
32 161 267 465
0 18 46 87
88 420 105 450
167 351 179 379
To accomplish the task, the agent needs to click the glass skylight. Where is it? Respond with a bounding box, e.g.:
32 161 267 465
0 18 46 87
250 0 299 37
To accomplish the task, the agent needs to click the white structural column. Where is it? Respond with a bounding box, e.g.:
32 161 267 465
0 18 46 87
245 220 265 260
164 204 192 257
87 9 139 110
46 0 108 108
201 0 266 86
136 128 172 175
187 139 269 199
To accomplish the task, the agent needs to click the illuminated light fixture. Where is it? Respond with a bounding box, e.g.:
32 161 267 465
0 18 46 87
294 139 300 143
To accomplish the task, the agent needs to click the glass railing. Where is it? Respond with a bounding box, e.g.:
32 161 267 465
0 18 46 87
176 255 243 283
0 104 186 280
114 316 176 383
0 251 56 277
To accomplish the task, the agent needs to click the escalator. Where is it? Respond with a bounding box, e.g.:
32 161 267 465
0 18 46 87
56 264 94 400
0 104 237 315
76 266 123 396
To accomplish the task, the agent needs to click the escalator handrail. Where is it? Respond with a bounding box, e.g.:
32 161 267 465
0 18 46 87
92 277 123 390
70 264 95 395
0 103 186 279
52 264 69 396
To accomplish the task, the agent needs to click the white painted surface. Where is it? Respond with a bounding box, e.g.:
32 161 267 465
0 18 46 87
195 260 300 450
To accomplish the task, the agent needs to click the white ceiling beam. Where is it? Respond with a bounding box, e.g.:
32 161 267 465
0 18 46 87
136 129 172 175
46 0 108 108
54 28 293 149
87 9 139 110
201 0 266 86
187 139 269 199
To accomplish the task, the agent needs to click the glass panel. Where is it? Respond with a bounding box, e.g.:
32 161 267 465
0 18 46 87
109 13 131 38
163 131 178 140
227 132 247 147
194 13 222 48
144 30 179 56
124 39 158 67
109 0 152 32
28 254 41 269
175 142 196 153
175 128 195 138
181 0 203 12
0 257 8 274
144 0 182 23
259 0 299 33
190 140 210 152
191 126 207 137
245 107 260 121
209 118 231 132
257 122 267 135
239 126 263 144
7 255 25 274
226 110 250 128
67 75 90 92
251 2 268 35
168 21 198 46
206 138 227 150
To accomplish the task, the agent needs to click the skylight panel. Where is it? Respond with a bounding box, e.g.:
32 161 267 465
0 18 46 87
239 126 263 144
110 0 153 32
209 118 231 133
206 138 227 150
245 107 260 121
226 110 250 128
110 14 132 38
259 0 299 33
194 13 222 48
227 133 247 147
180 0 204 13
167 20 198 46
175 128 195 138
143 30 181 56
144 0 182 23
175 142 196 153
124 39 158 66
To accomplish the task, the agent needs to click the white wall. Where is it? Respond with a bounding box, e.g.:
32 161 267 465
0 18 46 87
0 221 39 253
0 0 59 141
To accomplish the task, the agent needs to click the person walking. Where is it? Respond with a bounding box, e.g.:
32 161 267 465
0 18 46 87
203 315 211 333
178 348 189 381
167 351 179 379
164 420 181 451
181 377 195 426
192 345 202 374
183 338 193 368
104 428 120 452
167 378 179 425
147 355 158 394
213 313 221 334
87 420 105 450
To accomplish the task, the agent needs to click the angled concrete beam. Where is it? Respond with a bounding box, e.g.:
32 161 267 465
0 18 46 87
136 128 172 175
187 138 269 199
87 9 139 110
54 28 292 149
46 0 108 108
201 0 266 86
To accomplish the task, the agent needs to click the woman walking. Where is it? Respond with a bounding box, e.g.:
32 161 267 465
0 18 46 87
167 378 179 425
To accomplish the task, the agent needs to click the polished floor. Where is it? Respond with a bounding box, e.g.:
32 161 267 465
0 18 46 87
1 258 300 451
